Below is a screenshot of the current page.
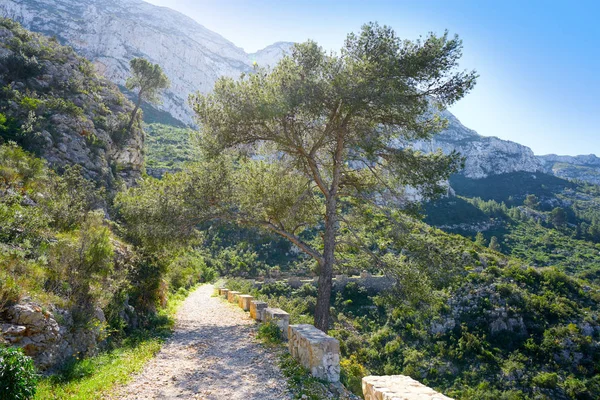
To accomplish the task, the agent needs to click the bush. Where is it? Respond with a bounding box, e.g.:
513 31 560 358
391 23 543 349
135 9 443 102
532 372 559 389
257 321 282 345
0 346 38 400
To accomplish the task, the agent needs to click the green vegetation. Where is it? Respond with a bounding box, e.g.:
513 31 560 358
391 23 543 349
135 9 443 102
125 58 170 135
144 123 197 173
257 321 283 345
34 284 196 399
0 18 144 189
0 346 38 400
425 172 600 283
2 16 600 400
279 353 332 400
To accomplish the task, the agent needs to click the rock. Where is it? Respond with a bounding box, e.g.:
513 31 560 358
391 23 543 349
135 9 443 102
227 291 241 303
249 301 268 321
237 295 253 311
288 324 340 382
362 375 453 400
1 0 293 125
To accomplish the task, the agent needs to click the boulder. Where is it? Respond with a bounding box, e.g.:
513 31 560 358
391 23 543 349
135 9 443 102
238 295 254 311
250 301 268 321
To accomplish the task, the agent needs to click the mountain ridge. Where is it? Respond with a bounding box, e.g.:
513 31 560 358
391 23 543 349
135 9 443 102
1 0 598 183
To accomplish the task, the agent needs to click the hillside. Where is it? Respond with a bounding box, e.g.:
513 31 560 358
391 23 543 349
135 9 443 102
0 18 144 187
0 0 293 124
425 172 600 283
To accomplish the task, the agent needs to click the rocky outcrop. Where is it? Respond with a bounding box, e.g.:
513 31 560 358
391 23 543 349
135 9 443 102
0 0 292 125
412 111 543 179
0 18 144 187
249 42 294 67
538 154 600 185
1 302 106 371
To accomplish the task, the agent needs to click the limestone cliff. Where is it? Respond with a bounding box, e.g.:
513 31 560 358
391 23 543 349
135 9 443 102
0 0 291 124
0 18 143 187
412 110 544 179
538 154 600 185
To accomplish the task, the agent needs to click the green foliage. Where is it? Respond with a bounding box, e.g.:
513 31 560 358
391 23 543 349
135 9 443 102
143 123 197 173
278 353 330 400
0 18 144 190
191 22 476 329
340 355 368 396
0 346 37 400
166 251 216 291
257 321 282 345
125 58 169 105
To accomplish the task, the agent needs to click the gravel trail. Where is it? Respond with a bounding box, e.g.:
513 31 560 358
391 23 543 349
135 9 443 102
114 284 291 399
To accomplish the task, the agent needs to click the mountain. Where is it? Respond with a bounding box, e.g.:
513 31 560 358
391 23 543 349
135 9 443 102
538 154 600 184
412 111 544 178
249 41 295 67
2 0 598 185
0 0 290 125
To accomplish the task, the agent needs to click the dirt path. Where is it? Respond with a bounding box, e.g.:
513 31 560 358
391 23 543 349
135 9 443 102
113 284 292 400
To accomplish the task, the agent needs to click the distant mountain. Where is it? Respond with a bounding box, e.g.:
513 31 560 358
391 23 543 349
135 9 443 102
2 0 598 185
249 42 295 67
0 0 291 124
538 154 600 185
412 111 543 178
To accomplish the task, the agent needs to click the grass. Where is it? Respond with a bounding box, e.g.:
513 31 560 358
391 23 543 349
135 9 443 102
35 339 161 399
34 284 201 399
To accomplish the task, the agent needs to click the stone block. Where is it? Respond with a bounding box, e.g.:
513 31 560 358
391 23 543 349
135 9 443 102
288 324 340 382
227 291 241 303
219 288 229 297
250 301 268 321
238 295 254 311
362 375 453 400
263 308 290 339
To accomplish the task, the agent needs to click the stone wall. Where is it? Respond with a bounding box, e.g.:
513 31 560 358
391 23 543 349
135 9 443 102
288 324 340 382
218 285 453 400
252 274 396 294
362 375 453 400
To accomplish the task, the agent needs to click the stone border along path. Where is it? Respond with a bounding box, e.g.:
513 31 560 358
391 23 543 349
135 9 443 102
111 284 293 400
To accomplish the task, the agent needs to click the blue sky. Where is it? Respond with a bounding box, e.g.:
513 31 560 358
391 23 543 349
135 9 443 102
146 0 599 156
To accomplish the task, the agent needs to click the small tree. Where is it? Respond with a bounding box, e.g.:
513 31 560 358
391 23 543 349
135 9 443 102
489 236 501 252
550 207 567 229
125 58 169 133
191 23 476 331
523 194 540 210
474 232 487 247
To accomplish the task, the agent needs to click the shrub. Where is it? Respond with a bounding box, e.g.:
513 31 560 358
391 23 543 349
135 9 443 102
257 321 282 345
0 346 38 400
532 372 559 389
340 355 368 396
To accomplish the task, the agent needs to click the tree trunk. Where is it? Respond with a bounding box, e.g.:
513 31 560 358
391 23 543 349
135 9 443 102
127 92 143 134
314 195 337 332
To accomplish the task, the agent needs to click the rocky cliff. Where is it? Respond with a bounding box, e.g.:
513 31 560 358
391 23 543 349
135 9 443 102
412 110 544 179
538 154 600 185
0 18 144 187
0 0 291 124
